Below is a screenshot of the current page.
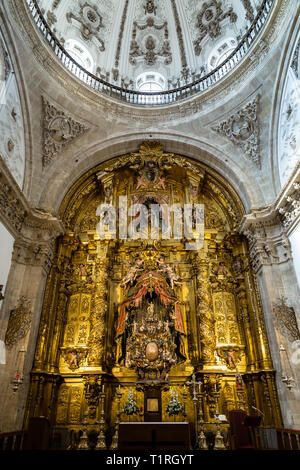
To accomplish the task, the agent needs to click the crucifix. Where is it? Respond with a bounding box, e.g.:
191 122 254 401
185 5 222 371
186 373 202 400
186 374 203 448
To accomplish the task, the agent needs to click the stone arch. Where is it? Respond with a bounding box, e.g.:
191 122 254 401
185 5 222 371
38 133 265 216
0 16 33 194
270 15 300 192
57 141 245 235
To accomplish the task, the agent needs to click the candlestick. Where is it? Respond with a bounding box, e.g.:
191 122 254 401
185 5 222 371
111 385 122 450
96 386 106 450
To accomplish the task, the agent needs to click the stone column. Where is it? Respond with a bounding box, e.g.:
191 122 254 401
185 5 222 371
0 211 63 432
241 209 300 428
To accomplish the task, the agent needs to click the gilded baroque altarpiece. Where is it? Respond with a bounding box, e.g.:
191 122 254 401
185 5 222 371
24 143 282 441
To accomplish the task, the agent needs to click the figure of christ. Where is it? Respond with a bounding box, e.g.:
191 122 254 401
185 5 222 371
79 264 88 277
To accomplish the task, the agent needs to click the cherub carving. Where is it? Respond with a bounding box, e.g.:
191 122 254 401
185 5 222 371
157 257 182 289
136 175 148 189
121 258 144 288
224 348 236 369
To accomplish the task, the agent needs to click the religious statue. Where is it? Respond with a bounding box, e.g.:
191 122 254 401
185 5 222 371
79 264 88 277
217 262 228 276
233 255 244 275
235 372 244 390
69 350 80 369
61 347 88 370
224 348 236 369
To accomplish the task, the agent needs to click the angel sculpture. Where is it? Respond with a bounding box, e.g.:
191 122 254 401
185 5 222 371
136 175 148 190
157 258 182 290
121 258 144 288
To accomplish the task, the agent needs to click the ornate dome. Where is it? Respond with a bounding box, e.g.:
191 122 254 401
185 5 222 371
35 0 264 91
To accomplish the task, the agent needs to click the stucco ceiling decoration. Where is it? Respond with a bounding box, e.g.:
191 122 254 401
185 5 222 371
66 2 105 51
193 0 238 56
129 16 172 67
36 0 264 90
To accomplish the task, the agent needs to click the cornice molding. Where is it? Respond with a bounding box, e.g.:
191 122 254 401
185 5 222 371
0 156 64 241
239 162 300 236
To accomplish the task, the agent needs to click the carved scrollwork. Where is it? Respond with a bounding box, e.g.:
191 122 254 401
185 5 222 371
291 40 300 78
66 2 105 49
0 172 27 233
273 297 300 343
193 0 237 56
83 374 101 420
4 296 32 349
212 95 261 168
193 255 216 363
41 97 89 167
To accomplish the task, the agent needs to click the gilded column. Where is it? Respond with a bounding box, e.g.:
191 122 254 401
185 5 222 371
235 277 258 370
193 254 216 365
88 246 109 367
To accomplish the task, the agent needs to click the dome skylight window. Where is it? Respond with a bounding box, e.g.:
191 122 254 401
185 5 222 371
208 38 237 71
65 39 94 73
136 72 166 92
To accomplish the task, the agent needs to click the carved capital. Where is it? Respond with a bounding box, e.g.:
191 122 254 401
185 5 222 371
277 177 300 234
240 209 292 272
12 238 55 274
0 168 27 235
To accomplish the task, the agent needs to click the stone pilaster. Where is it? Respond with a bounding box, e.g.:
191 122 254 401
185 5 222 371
241 208 300 428
0 208 64 432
